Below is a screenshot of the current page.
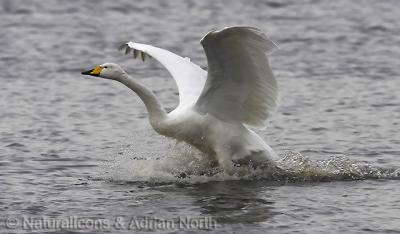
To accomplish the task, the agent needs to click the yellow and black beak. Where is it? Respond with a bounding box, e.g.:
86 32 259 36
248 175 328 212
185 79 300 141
81 66 103 77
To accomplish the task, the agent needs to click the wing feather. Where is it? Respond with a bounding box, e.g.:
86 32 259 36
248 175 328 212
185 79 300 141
195 26 279 127
119 42 207 108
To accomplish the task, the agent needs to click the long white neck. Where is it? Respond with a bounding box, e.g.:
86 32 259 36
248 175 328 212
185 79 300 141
115 73 167 131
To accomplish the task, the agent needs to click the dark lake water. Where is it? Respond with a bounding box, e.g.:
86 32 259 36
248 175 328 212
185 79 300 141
1 0 400 233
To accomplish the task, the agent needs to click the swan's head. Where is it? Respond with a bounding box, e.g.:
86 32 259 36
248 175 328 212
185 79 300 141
81 63 125 80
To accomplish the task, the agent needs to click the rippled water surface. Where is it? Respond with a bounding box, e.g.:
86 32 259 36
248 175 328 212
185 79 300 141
1 0 400 233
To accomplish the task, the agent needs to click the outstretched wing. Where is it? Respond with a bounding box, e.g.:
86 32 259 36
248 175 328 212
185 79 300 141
119 42 207 108
195 26 279 127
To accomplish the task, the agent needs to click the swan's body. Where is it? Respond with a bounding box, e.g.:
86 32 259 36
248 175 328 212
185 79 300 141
162 107 278 167
82 26 280 170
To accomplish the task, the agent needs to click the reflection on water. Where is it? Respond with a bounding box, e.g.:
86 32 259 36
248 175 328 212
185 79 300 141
189 181 277 224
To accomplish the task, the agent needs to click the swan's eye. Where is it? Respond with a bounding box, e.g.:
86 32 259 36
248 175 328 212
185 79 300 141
103 66 108 69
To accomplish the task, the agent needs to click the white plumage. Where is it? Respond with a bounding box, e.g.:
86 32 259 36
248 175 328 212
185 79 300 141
197 27 279 127
82 26 280 172
123 42 207 108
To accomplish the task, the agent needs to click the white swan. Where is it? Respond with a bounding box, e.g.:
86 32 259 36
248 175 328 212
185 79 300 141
82 26 280 171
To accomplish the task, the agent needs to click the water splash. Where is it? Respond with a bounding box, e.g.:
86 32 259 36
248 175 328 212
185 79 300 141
276 151 400 182
99 142 400 184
